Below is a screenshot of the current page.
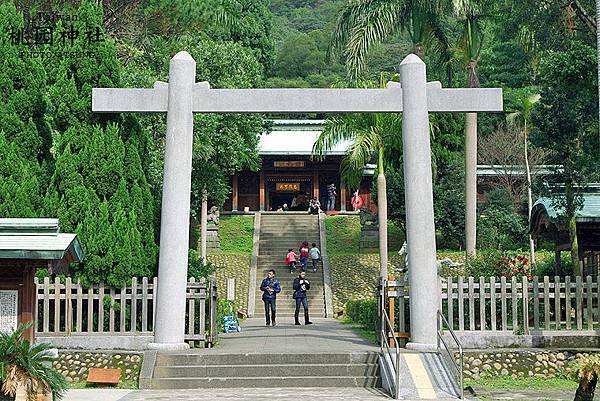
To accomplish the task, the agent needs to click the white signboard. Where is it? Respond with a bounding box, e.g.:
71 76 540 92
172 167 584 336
0 290 18 334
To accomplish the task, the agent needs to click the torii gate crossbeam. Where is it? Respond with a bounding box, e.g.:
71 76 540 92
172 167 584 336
92 51 502 351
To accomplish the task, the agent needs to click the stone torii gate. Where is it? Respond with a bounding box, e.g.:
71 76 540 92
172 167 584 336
93 51 502 351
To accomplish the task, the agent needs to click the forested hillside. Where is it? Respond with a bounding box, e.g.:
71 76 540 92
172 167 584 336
2 0 599 282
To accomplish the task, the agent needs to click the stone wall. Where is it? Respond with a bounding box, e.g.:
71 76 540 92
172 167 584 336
53 350 142 384
329 254 404 313
461 350 596 380
208 254 250 313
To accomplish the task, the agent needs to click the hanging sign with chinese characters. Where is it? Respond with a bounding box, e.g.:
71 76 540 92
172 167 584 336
276 183 300 192
273 161 305 168
0 290 18 334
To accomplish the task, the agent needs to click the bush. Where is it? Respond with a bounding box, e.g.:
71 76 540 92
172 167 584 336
0 324 67 400
465 249 504 277
346 298 379 332
188 249 217 279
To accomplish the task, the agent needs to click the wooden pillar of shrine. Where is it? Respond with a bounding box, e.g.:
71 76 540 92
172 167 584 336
259 171 265 211
313 170 319 201
232 174 239 211
340 180 347 212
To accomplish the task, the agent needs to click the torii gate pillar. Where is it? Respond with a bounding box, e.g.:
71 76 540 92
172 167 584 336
400 55 438 350
149 52 195 350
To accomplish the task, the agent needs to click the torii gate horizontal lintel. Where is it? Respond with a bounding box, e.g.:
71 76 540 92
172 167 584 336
92 81 503 114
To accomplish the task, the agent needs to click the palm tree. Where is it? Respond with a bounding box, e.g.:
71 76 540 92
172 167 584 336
452 0 491 258
329 0 451 80
507 93 541 265
312 93 402 279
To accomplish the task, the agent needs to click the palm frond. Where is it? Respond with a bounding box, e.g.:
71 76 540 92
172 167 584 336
343 1 406 80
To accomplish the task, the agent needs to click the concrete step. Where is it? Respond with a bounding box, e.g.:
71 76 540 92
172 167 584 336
148 376 379 389
155 352 380 366
153 364 379 378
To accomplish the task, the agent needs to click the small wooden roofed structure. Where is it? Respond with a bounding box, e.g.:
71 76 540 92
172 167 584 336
529 191 600 274
0 218 83 342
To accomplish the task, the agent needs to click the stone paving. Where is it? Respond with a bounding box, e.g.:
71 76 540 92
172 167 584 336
64 387 392 401
187 317 381 354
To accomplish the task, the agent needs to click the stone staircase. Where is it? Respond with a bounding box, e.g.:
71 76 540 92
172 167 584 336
148 352 380 389
254 214 326 319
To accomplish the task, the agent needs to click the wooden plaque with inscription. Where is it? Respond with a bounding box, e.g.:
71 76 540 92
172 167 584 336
86 368 121 384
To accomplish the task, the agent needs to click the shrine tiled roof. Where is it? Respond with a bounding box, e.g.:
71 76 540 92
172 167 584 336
0 219 84 261
529 193 600 233
259 120 351 155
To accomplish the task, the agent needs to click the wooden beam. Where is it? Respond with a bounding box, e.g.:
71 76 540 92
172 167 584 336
232 174 239 212
259 172 265 211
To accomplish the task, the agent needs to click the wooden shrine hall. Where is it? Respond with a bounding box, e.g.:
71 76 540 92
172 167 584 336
530 190 600 274
224 120 375 212
0 219 83 341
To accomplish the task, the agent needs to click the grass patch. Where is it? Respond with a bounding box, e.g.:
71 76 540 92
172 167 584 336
341 318 378 344
211 215 254 254
467 375 577 391
325 215 404 255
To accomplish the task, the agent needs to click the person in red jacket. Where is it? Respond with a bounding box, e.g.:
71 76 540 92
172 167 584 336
286 248 299 274
299 241 310 272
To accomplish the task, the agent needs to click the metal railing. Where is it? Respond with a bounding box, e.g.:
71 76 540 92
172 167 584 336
380 279 401 399
437 310 464 399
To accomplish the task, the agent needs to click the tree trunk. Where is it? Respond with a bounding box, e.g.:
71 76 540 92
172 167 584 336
597 0 600 143
200 190 208 265
574 374 597 401
570 216 580 276
377 151 388 280
414 43 425 60
524 129 536 264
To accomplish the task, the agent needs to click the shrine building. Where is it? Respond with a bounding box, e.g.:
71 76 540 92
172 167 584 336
224 120 375 212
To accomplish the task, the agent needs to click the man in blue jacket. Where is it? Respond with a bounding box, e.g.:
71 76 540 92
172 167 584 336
260 269 281 326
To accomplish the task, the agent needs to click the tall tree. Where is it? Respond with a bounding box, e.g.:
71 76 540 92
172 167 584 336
531 42 600 275
507 92 541 264
452 0 493 258
0 2 53 217
329 0 450 80
45 0 158 286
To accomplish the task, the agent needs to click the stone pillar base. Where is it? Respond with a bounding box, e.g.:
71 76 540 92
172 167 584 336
147 342 190 351
405 342 438 352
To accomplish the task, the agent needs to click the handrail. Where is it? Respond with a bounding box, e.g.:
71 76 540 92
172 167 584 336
437 310 464 399
381 279 401 399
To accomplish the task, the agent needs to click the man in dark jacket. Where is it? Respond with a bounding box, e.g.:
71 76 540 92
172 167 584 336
293 271 313 325
260 270 281 326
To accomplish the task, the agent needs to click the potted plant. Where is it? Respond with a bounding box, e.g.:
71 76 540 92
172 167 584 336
0 324 67 401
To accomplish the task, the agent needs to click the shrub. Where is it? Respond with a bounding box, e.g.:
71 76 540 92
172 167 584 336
465 249 504 277
495 254 532 279
571 354 600 401
0 324 67 400
346 298 379 332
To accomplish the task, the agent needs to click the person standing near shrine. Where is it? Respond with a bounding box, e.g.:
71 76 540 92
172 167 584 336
299 241 310 272
293 271 313 325
327 183 337 211
260 270 281 326
351 190 363 211
309 243 321 272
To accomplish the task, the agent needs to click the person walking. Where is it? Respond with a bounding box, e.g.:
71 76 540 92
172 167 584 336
286 248 298 274
260 269 281 326
309 242 321 272
327 183 337 211
293 271 313 325
299 241 310 272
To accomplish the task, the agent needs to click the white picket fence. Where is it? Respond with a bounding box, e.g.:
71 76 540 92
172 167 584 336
34 276 218 346
386 275 600 334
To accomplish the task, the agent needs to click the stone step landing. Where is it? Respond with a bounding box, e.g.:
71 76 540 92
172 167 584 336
147 352 380 389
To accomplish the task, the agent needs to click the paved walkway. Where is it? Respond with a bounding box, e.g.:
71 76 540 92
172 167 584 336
64 388 392 401
175 317 381 354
